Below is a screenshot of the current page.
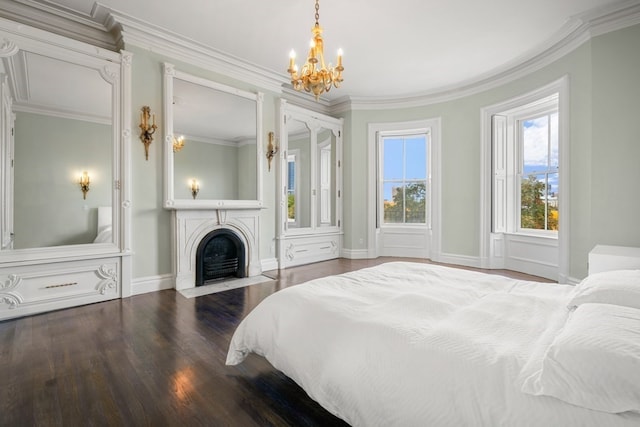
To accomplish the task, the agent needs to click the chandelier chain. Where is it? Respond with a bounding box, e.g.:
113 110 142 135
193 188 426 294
315 0 320 26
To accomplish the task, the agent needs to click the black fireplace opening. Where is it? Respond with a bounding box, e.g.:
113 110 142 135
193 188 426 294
195 229 246 286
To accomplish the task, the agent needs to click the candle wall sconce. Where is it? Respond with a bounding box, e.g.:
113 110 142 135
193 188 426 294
78 171 90 199
266 131 279 172
173 135 185 153
190 179 199 199
139 106 157 160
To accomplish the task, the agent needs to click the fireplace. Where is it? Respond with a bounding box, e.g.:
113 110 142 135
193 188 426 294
172 208 262 290
195 229 246 286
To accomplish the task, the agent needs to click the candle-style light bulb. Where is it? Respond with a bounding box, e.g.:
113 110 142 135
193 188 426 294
337 48 343 67
289 49 296 71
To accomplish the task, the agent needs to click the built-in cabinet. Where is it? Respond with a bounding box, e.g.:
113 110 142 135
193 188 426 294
0 19 131 320
277 101 343 268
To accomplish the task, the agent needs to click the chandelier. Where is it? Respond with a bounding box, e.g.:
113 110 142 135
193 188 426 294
288 0 344 100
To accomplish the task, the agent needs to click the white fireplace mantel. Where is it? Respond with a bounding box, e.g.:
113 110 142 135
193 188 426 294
171 209 262 290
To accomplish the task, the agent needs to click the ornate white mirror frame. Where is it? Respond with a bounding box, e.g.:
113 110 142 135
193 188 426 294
0 17 131 265
162 63 264 210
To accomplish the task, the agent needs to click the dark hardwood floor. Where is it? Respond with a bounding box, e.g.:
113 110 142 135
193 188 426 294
0 257 552 426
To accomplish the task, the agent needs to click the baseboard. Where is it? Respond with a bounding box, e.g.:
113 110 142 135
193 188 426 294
433 252 482 269
261 257 278 272
341 248 371 259
131 274 174 295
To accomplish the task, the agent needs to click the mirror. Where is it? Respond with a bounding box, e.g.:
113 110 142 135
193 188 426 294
280 102 342 234
286 118 311 228
163 63 263 209
316 125 337 228
0 45 117 251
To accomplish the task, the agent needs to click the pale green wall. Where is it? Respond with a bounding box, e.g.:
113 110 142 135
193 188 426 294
128 45 279 279
237 142 258 200
590 24 640 249
343 23 640 279
13 112 111 248
173 141 238 200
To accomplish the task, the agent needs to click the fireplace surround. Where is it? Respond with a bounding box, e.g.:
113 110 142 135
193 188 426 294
171 209 261 290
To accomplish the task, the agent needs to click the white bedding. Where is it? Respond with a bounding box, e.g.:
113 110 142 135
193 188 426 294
226 262 640 426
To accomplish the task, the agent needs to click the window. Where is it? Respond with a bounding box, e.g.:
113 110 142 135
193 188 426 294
520 112 558 231
379 132 428 225
493 93 559 236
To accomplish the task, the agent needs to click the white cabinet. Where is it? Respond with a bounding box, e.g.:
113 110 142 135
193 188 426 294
588 245 640 275
0 258 120 321
277 101 343 268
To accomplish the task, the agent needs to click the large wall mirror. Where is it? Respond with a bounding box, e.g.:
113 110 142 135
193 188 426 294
279 101 342 235
163 63 263 209
0 23 122 260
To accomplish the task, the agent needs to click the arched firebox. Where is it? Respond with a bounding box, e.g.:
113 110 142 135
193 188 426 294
195 228 246 286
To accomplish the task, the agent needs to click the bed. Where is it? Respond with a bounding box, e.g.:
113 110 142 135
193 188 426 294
226 262 640 426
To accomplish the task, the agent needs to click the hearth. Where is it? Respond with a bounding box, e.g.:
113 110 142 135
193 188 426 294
195 228 246 286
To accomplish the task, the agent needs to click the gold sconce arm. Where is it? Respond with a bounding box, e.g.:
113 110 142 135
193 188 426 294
139 106 157 160
191 179 199 199
79 171 90 200
266 131 279 172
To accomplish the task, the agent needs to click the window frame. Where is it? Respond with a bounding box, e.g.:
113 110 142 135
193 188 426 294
516 108 559 234
494 93 560 239
377 128 430 227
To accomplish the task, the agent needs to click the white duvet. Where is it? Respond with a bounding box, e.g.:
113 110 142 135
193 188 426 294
226 262 640 426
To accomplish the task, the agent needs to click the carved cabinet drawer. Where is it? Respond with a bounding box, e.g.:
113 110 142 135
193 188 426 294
282 233 342 268
0 258 120 320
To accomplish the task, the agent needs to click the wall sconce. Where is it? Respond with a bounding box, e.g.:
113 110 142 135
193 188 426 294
266 131 279 172
78 171 90 200
139 106 157 161
190 179 199 199
173 135 185 153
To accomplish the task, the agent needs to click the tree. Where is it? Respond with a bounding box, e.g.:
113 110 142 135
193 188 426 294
384 182 426 223
520 175 558 230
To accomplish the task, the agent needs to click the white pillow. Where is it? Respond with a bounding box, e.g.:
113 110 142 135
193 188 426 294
521 303 640 413
568 269 640 310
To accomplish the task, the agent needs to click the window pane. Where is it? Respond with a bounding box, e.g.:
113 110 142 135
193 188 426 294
287 194 295 221
405 136 427 179
383 182 404 223
522 116 549 173
547 172 559 231
287 160 295 190
550 112 559 168
404 182 426 223
520 173 547 230
383 138 403 180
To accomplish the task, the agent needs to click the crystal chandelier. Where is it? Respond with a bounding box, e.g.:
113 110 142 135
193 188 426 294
288 0 344 100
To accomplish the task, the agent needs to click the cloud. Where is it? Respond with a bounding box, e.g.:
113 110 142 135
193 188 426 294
522 113 558 167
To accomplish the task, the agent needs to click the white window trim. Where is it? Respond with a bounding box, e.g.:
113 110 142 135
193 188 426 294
378 129 430 227
367 118 441 260
479 76 570 282
500 94 559 237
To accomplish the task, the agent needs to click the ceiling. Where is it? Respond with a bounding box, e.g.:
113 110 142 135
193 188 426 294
2 0 637 103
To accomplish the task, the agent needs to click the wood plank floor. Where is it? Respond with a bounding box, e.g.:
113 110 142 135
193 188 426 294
0 257 552 426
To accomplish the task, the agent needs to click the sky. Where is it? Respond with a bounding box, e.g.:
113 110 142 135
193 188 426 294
522 112 559 196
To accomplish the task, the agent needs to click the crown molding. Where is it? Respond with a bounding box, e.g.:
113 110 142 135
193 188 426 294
0 0 119 51
338 0 640 112
105 10 285 96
